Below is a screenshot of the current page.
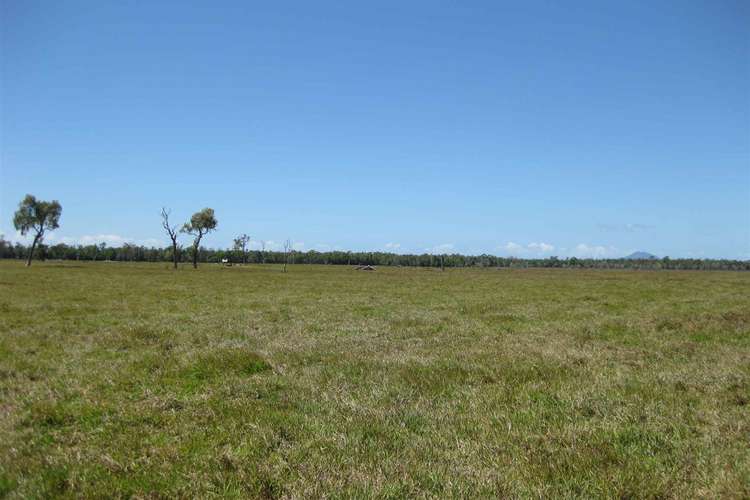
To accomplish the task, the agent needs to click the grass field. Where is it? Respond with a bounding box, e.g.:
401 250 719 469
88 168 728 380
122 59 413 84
0 261 748 498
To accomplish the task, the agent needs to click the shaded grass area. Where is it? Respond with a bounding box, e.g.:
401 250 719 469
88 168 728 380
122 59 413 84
0 261 748 498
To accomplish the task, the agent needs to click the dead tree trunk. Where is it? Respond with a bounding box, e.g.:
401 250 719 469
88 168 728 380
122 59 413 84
161 208 180 270
171 241 179 269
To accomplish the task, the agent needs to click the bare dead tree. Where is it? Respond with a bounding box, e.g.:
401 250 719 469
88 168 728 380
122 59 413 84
233 233 250 264
161 207 180 269
283 239 291 273
260 240 266 264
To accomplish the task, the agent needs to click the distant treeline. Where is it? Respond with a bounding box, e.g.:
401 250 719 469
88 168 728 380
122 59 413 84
1 239 748 270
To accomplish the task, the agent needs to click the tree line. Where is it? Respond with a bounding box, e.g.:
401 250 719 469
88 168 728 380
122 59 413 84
1 239 748 271
6 194 750 270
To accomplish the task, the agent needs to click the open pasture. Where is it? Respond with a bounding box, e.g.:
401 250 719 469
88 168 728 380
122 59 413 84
0 262 748 498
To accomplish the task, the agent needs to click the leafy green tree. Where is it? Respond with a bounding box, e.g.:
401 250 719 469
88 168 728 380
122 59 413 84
181 208 217 269
13 194 62 267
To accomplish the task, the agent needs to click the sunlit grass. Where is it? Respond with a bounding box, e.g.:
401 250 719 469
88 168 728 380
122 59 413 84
0 261 748 497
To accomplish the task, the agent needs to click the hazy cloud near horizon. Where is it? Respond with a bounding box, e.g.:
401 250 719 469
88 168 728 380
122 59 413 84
3 226 748 260
499 242 625 259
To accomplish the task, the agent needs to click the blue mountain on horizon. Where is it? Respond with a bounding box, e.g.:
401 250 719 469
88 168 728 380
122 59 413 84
624 251 658 260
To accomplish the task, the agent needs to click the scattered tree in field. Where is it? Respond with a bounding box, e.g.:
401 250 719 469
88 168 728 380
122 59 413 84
13 194 62 267
233 233 250 264
161 207 181 269
283 239 291 272
181 208 218 269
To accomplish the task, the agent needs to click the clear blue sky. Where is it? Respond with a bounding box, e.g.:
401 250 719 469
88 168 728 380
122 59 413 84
1 0 748 258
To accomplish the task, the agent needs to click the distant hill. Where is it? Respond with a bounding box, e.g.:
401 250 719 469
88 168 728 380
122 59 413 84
624 251 658 260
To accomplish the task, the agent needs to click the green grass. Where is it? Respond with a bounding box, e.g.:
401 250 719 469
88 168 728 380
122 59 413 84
1 261 748 498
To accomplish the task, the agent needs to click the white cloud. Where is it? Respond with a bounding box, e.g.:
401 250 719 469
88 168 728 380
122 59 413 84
573 243 619 258
292 241 305 251
250 240 281 251
248 240 268 250
426 243 454 253
139 238 161 247
501 241 555 255
384 242 401 250
527 242 555 253
504 242 524 253
0 229 165 247
314 243 331 251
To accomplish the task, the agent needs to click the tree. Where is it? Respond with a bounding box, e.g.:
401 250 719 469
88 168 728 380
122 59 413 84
233 233 250 264
161 208 181 269
181 208 217 269
13 194 62 267
283 239 291 272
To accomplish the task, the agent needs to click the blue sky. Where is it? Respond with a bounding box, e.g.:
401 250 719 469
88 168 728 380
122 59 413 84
1 0 748 258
